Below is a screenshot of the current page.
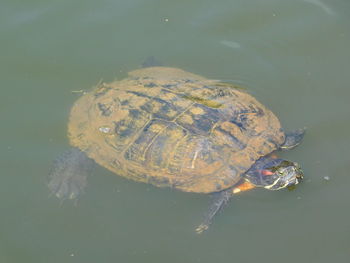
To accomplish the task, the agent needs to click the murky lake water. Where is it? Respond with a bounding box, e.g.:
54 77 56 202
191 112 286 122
1 0 350 262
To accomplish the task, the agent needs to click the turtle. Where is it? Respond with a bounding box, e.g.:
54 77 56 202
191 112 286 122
48 62 305 233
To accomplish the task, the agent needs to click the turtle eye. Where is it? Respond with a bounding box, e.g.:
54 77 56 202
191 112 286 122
268 166 284 176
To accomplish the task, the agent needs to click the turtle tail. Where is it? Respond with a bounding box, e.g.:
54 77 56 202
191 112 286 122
141 56 163 68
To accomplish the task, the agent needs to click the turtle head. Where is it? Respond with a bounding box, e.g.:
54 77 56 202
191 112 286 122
246 158 303 190
262 160 303 190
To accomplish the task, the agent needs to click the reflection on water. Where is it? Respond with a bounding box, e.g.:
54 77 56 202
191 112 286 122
303 0 336 16
1 0 350 262
220 40 241 49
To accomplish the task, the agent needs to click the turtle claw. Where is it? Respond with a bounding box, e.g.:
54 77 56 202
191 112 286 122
195 224 209 234
48 171 87 201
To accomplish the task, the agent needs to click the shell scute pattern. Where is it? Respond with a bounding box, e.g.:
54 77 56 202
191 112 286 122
176 105 221 136
68 67 284 193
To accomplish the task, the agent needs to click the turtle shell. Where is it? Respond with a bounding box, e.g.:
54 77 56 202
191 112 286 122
68 67 285 193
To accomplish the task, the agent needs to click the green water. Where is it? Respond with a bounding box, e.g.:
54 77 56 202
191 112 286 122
1 0 350 262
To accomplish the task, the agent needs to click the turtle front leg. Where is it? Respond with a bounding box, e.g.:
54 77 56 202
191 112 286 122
48 148 95 201
195 189 232 234
280 128 306 150
195 181 256 234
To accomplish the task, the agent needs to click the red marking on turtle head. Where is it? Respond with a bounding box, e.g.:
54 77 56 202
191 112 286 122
261 169 274 176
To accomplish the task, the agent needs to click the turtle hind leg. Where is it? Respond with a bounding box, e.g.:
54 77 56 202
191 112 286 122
48 147 95 201
195 189 232 234
280 128 306 150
